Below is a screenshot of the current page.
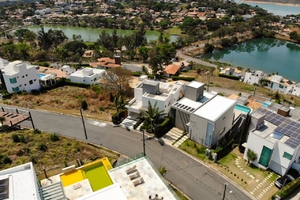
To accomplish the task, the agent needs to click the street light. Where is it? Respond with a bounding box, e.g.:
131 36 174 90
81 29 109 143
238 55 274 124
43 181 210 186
222 183 232 200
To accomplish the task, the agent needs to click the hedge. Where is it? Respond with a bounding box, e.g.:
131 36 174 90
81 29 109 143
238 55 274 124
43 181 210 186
172 76 195 81
218 73 240 80
155 117 173 138
111 110 126 124
272 178 300 200
213 139 235 160
132 72 142 77
33 61 50 67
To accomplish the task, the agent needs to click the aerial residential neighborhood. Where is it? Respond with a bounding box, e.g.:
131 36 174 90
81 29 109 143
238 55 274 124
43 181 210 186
0 0 299 200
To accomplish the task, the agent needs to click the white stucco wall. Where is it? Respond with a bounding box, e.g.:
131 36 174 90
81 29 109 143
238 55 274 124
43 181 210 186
189 114 210 146
244 72 260 85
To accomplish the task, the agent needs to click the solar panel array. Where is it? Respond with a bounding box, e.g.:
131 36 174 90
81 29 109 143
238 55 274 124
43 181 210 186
257 108 300 148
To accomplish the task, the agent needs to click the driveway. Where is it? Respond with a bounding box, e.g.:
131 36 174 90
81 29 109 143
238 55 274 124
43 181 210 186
17 108 253 200
176 48 217 68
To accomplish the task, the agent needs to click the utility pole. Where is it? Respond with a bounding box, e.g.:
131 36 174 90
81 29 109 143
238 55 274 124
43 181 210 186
222 183 228 200
80 108 88 143
142 130 146 156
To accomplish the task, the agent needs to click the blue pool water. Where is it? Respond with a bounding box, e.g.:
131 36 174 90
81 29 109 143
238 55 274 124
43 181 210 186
38 73 46 78
234 104 252 114
254 100 272 107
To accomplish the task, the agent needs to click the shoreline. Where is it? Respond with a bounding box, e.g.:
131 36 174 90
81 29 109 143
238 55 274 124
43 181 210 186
241 0 300 7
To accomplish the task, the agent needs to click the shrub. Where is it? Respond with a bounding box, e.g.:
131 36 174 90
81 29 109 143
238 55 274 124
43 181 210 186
132 72 142 77
2 155 12 164
155 117 173 138
218 73 240 80
172 76 195 81
81 100 88 110
272 177 300 199
19 135 26 143
37 143 48 151
33 129 42 134
50 133 59 141
159 166 167 176
133 117 144 130
99 107 105 111
30 155 37 164
12 134 20 143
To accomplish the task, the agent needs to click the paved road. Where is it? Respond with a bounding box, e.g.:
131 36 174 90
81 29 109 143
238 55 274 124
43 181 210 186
176 45 217 68
18 108 252 200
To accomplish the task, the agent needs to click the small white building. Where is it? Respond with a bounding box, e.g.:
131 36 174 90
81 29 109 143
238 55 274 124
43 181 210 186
60 65 76 78
1 61 40 93
268 75 295 94
220 67 242 78
189 95 237 148
244 108 300 175
69 68 105 84
244 70 267 85
292 83 300 97
126 80 184 119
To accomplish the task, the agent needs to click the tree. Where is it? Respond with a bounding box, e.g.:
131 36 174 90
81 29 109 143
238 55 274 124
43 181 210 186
114 94 126 121
204 43 214 54
14 29 31 43
138 46 150 62
102 67 132 95
141 101 164 133
64 41 88 57
246 149 257 164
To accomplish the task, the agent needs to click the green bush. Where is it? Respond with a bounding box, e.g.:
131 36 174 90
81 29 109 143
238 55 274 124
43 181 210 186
111 110 126 124
1 155 12 164
99 107 105 111
172 76 195 81
155 117 173 138
81 100 88 110
37 142 48 151
272 178 300 199
33 129 42 134
218 73 240 80
132 72 142 77
50 133 60 141
34 61 50 67
12 134 20 142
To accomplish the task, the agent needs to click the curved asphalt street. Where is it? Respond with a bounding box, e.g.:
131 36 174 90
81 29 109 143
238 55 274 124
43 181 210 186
17 108 253 200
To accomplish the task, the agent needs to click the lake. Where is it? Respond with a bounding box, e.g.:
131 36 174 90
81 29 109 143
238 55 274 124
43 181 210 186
235 0 300 16
25 25 179 43
201 38 300 82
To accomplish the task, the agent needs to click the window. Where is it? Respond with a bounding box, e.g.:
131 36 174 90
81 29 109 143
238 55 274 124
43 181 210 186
259 146 273 167
12 87 19 92
283 152 292 160
26 74 28 76
34 79 36 81
279 84 284 88
9 77 17 84
24 84 27 86
29 80 33 85
22 76 24 78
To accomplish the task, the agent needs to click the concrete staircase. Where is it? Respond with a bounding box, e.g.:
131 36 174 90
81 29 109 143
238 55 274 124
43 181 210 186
41 181 66 200
163 127 188 147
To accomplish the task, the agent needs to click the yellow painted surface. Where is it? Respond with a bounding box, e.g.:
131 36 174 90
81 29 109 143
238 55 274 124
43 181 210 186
83 157 113 171
60 170 85 187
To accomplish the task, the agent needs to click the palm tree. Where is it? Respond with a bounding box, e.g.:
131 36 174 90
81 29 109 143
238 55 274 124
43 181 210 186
141 101 164 133
114 95 126 121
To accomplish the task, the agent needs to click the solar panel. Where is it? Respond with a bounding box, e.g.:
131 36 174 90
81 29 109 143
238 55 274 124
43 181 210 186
290 121 297 126
275 127 282 132
285 131 293 137
291 132 298 137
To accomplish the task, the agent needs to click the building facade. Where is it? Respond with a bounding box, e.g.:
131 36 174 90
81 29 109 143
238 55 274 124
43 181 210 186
69 68 105 84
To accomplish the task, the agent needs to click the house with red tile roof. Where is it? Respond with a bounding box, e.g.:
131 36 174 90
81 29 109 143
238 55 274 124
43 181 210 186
89 56 121 69
163 64 181 77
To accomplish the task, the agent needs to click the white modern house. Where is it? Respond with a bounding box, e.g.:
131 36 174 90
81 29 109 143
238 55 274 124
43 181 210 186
189 95 237 148
171 81 218 132
220 67 242 78
69 68 105 84
244 107 300 175
292 83 300 97
126 79 185 119
268 75 295 94
244 70 267 85
1 61 40 93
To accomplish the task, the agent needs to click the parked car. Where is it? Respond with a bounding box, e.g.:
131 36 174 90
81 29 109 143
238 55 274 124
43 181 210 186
275 174 295 188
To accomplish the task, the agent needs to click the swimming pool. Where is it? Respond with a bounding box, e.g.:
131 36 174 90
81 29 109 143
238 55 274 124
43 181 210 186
234 104 252 114
38 73 46 79
254 99 273 107
59 158 113 191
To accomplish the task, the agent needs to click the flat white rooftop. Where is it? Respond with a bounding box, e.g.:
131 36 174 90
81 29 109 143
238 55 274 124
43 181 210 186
194 95 236 122
187 81 204 89
76 183 126 200
70 68 105 78
109 157 178 200
0 162 39 200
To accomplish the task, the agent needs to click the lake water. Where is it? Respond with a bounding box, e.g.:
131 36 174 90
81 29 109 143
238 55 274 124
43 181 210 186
25 25 179 43
201 38 300 82
235 0 300 16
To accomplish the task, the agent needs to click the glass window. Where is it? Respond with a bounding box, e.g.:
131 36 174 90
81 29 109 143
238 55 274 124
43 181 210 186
29 80 33 85
12 87 19 92
279 84 284 88
283 152 292 160
9 77 17 84
259 146 273 167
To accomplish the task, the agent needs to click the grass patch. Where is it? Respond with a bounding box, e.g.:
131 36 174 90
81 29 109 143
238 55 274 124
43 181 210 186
0 129 119 178
179 139 208 161
165 27 183 35
218 153 237 168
